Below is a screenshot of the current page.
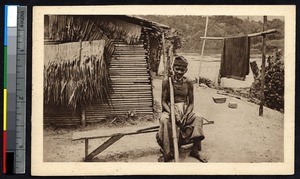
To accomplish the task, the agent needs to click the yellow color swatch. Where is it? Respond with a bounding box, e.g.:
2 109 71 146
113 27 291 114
3 89 7 131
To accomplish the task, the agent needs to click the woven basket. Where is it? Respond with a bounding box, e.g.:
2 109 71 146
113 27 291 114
228 102 238 108
212 97 226 103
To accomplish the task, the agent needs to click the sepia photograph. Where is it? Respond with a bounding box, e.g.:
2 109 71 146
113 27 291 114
32 5 295 175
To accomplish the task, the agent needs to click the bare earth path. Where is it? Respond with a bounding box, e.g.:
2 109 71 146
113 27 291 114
44 78 283 163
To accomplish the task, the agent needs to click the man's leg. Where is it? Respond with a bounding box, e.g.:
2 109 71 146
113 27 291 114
157 112 173 162
193 138 202 151
189 115 207 162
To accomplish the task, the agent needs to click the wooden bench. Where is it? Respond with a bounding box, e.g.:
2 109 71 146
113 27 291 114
72 126 159 161
73 119 214 161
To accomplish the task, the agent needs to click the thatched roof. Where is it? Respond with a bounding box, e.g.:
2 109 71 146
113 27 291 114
116 15 170 30
44 15 170 44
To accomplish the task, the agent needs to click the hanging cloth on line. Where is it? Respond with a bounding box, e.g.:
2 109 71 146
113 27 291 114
220 35 250 81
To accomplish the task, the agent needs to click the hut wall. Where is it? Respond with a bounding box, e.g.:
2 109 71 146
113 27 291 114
44 40 106 126
44 41 81 65
44 40 106 64
43 15 167 126
85 41 154 123
149 37 161 73
44 108 81 126
44 35 154 126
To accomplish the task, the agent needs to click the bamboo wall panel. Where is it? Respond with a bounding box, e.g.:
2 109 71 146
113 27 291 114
44 108 81 126
85 41 153 123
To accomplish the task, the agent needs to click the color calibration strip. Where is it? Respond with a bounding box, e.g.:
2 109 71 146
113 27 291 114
3 5 27 174
3 5 8 173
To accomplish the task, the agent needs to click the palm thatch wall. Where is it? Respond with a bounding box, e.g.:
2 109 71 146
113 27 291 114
44 40 111 111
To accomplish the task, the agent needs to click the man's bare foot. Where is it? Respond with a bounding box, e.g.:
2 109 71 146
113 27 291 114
158 153 174 162
189 150 207 163
158 155 165 162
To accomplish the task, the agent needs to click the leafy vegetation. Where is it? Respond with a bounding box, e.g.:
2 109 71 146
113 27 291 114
141 15 284 53
250 50 284 112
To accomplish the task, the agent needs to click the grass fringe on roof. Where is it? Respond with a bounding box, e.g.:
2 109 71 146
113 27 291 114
44 40 114 111
47 15 142 44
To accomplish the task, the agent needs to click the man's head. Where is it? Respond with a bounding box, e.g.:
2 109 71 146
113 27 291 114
173 56 188 79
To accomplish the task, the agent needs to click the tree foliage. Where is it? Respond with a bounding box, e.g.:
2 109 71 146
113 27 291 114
250 50 284 112
141 15 284 53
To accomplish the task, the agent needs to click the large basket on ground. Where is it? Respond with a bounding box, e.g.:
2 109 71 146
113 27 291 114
212 97 226 104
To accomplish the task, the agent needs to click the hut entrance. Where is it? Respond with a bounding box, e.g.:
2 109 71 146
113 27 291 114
84 40 153 122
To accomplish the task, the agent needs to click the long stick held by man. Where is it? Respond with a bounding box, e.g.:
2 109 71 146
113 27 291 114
168 76 179 162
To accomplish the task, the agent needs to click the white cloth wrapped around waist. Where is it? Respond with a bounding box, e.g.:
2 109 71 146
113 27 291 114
172 102 186 123
172 103 198 140
169 102 195 125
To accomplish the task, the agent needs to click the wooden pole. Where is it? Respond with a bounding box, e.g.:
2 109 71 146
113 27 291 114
79 39 86 126
85 135 124 161
169 45 174 72
248 29 276 37
81 109 86 127
169 77 179 162
169 29 174 73
85 139 89 158
259 16 267 116
162 33 167 75
200 29 277 40
198 16 209 83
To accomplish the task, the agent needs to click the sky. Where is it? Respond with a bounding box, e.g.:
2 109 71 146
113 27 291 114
237 16 284 22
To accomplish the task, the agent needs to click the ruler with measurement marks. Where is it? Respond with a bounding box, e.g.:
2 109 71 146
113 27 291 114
3 5 27 174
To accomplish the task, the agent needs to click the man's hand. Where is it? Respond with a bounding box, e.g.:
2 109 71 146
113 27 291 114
180 114 188 127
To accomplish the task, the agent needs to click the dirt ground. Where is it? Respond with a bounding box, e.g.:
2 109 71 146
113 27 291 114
44 77 284 163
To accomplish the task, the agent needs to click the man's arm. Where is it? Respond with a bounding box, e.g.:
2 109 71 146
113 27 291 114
182 79 194 122
161 78 171 113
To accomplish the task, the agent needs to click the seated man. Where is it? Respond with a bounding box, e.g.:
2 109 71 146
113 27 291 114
156 56 207 162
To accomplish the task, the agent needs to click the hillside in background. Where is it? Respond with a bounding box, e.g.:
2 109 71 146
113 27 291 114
141 15 284 53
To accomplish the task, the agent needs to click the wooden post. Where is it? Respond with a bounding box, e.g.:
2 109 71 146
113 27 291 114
79 39 83 59
85 138 89 158
169 29 174 74
169 45 174 73
85 135 124 161
162 33 167 75
259 16 267 116
79 39 86 126
81 109 86 127
198 16 209 82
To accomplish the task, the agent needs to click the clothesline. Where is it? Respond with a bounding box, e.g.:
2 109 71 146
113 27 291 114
200 29 277 40
197 16 273 116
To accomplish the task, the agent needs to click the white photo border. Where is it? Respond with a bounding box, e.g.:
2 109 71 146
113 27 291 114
32 5 295 175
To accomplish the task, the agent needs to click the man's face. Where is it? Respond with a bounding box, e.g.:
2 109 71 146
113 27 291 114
173 65 187 79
